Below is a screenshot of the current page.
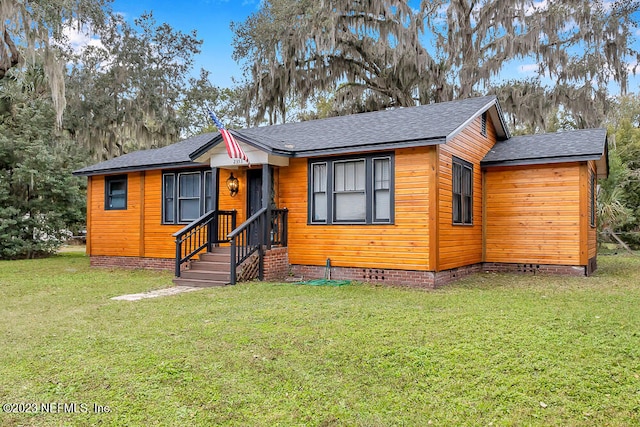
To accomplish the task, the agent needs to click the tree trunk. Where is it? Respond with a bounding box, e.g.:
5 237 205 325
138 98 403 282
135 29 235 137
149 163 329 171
0 30 21 80
604 227 636 255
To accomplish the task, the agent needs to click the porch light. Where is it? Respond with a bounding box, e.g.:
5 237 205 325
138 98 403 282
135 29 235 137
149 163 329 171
226 172 239 197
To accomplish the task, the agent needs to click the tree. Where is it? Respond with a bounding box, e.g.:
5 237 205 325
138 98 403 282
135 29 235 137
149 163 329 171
233 0 640 127
64 12 203 160
0 65 86 259
178 70 256 135
607 95 640 231
597 94 640 249
1 0 111 124
232 0 432 123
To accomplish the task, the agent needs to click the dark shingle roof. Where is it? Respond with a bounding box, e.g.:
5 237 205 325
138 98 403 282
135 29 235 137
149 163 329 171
235 95 503 155
73 132 218 176
75 96 504 175
482 128 607 165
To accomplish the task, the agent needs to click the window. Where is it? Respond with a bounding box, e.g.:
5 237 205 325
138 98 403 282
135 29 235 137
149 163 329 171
373 158 391 222
311 163 327 222
163 174 175 223
105 175 127 210
309 154 393 224
334 159 366 221
590 172 596 228
178 172 201 222
204 170 213 213
163 169 214 224
452 157 473 225
481 112 487 137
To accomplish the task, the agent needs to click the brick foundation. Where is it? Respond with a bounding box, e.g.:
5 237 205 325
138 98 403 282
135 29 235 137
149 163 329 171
290 263 483 289
263 247 290 281
482 262 587 277
90 252 592 287
90 255 175 271
290 261 590 288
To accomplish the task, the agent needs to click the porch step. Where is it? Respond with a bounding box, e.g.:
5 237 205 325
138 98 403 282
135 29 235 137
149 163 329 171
173 247 233 287
173 277 228 287
179 270 230 281
198 252 230 263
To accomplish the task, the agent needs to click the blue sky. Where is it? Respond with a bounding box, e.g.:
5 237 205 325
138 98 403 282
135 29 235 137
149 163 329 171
108 0 640 94
111 0 259 88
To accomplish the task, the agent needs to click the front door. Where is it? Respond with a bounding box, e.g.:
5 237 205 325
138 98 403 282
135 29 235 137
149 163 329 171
247 169 263 244
247 169 263 217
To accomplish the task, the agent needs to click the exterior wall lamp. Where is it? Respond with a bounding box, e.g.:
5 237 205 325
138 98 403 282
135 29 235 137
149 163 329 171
226 172 239 197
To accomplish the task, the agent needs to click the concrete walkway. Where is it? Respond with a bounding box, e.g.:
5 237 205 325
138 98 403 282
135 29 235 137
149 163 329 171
111 286 202 301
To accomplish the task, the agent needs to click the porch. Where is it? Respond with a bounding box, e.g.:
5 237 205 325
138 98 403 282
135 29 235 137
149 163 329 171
173 142 290 286
172 207 288 286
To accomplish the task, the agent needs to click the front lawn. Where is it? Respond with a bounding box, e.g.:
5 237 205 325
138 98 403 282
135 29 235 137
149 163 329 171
1 253 639 426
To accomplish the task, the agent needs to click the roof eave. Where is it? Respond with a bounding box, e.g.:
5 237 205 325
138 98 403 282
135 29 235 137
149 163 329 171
290 137 447 157
72 161 206 177
481 153 606 169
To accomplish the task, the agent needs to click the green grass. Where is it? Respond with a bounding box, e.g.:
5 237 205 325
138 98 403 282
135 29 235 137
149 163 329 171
1 253 639 426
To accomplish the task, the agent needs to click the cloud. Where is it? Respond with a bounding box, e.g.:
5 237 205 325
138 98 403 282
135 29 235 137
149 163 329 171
525 0 548 16
57 20 113 70
518 64 539 74
61 21 105 55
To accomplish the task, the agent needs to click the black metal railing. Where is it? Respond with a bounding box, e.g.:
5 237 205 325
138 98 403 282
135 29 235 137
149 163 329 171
271 208 288 247
173 210 236 277
228 207 267 285
226 207 289 285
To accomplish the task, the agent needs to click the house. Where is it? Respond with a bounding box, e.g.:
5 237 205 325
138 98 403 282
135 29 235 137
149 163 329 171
73 96 609 287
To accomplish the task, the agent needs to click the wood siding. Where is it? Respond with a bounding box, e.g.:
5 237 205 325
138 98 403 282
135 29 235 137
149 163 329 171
484 163 583 265
87 173 143 257
142 170 181 259
437 114 498 270
219 168 246 223
87 166 259 259
587 160 598 260
278 147 435 271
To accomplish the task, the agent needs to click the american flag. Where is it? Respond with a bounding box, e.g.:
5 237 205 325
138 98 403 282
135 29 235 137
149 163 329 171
207 108 250 165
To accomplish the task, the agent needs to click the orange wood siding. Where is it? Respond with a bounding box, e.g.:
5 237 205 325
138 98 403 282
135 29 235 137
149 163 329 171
142 170 182 258
278 147 435 271
145 167 247 258
587 160 598 260
219 168 246 223
86 176 93 255
437 114 497 270
86 168 249 260
87 173 142 257
484 163 583 265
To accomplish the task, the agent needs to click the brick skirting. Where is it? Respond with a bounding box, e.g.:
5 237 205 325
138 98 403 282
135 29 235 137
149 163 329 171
90 255 175 271
290 261 590 288
290 263 483 289
482 262 587 277
90 252 592 288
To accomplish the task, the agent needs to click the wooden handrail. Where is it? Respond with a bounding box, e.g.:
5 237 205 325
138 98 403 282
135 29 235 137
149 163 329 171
228 207 267 285
173 210 236 277
226 207 289 284
173 210 236 239
227 207 267 240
